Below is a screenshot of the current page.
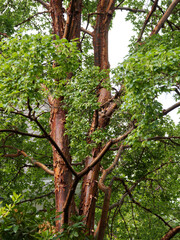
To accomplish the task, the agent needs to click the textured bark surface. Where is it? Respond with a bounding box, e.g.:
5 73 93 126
161 226 180 240
50 98 72 230
79 0 116 234
49 0 82 231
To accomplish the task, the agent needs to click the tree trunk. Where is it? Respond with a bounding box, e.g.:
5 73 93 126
79 0 116 234
49 0 82 231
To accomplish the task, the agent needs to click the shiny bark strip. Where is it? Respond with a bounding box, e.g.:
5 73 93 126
50 98 72 230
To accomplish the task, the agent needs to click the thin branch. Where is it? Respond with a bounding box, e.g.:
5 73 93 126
99 145 124 192
119 209 132 239
1 145 54 176
15 11 49 27
114 0 126 9
153 1 176 31
115 7 147 13
146 136 180 140
137 0 159 42
17 191 54 205
151 0 180 35
21 150 54 176
120 179 172 229
2 164 35 191
80 27 93 36
78 126 134 178
163 101 180 115
34 0 50 10
109 160 175 210
0 129 46 138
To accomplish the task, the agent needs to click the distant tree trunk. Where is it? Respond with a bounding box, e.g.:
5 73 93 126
49 0 82 231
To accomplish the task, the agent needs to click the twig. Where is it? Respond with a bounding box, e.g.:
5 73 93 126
109 160 175 210
34 0 49 10
120 179 173 229
115 7 147 13
137 0 158 42
1 145 54 176
15 11 49 27
119 209 132 239
17 191 54 205
0 129 46 138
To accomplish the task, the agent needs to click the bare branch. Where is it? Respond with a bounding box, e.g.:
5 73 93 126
147 136 180 140
137 0 159 42
163 101 180 115
120 179 172 229
80 27 93 36
78 126 134 178
15 11 49 27
109 160 175 210
1 145 54 176
17 191 54 205
34 0 50 10
0 129 46 138
115 7 147 13
151 0 180 35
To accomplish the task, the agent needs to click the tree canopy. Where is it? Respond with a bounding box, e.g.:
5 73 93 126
0 0 180 239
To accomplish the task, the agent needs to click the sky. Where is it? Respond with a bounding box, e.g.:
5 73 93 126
109 11 133 68
108 11 179 124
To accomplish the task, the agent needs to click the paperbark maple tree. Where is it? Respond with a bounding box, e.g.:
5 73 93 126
0 0 180 239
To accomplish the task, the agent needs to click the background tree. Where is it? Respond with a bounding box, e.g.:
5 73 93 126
0 0 180 239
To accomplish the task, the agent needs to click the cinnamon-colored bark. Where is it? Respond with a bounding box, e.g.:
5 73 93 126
79 0 116 234
161 226 180 240
50 98 72 230
49 0 82 231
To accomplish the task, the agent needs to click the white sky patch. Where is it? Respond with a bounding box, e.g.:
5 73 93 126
158 93 179 124
108 11 179 124
109 11 133 68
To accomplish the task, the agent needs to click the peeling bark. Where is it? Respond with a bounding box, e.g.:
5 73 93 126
79 1 117 234
50 98 72 230
49 0 82 231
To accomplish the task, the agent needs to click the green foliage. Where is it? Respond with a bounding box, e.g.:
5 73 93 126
0 1 179 240
0 192 22 219
54 216 93 240
0 34 80 110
